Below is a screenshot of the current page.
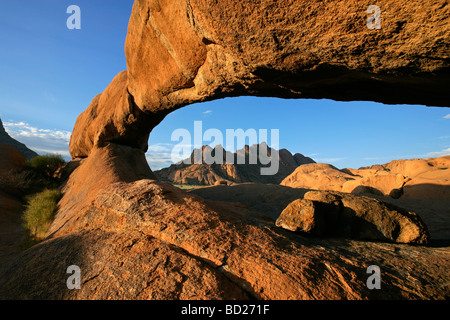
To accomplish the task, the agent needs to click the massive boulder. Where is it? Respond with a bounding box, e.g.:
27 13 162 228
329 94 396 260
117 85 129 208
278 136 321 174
276 191 430 244
281 163 357 191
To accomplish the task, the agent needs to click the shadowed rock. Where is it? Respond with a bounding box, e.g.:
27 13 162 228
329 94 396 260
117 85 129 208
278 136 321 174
276 191 430 244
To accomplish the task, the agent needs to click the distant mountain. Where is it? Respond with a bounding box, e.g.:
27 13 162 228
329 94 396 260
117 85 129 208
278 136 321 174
0 118 38 160
154 143 315 185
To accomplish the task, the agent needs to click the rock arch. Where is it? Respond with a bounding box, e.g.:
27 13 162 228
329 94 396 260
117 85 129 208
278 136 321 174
69 0 450 162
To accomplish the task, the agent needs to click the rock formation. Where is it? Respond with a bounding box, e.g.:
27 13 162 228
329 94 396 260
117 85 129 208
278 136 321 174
1 0 449 300
281 156 450 200
69 0 450 160
189 182 450 243
154 143 315 185
0 119 38 160
276 191 430 244
0 143 26 173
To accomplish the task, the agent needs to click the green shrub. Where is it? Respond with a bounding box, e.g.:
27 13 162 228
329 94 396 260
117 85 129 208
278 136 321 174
22 189 62 241
27 154 66 177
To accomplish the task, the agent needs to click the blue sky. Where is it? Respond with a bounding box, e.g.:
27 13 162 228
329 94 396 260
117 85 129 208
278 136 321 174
1 1 449 170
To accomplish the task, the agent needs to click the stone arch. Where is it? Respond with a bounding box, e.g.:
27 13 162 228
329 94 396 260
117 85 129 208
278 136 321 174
69 0 450 165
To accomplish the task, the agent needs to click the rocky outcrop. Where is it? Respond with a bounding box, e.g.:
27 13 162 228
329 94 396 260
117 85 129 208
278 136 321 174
276 191 430 244
70 0 450 160
0 144 26 173
0 119 38 160
154 143 315 185
281 156 450 200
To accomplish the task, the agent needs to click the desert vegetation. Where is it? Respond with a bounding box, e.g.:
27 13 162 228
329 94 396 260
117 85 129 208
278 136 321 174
21 189 62 246
0 154 66 247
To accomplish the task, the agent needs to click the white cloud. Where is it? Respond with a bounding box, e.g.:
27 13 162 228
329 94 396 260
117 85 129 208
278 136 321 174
145 151 187 171
147 143 173 153
203 110 213 116
146 142 193 170
3 121 71 159
443 114 450 119
425 147 450 158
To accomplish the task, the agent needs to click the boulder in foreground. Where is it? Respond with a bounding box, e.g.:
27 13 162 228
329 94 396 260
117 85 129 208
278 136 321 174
276 191 430 244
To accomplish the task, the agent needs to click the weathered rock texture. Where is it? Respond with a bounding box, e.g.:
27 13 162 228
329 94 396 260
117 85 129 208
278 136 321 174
281 156 450 200
154 143 315 185
276 191 430 244
70 0 450 159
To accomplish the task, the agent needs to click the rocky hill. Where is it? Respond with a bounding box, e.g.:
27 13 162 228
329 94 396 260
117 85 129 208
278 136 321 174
0 119 38 160
154 143 315 185
281 156 450 200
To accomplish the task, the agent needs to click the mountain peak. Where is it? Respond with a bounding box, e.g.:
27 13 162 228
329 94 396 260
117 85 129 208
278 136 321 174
155 143 315 185
0 118 38 160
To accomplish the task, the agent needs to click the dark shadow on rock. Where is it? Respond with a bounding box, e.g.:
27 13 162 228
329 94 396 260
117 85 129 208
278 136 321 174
402 183 450 200
0 229 250 300
0 231 88 299
189 183 311 221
